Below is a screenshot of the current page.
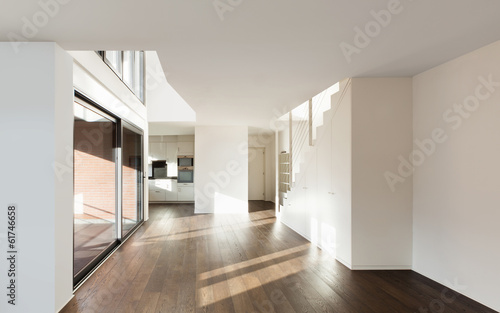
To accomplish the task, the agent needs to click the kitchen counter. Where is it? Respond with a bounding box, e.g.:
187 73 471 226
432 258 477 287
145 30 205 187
148 178 194 202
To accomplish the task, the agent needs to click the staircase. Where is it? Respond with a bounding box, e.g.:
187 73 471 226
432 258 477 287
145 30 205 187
279 79 351 206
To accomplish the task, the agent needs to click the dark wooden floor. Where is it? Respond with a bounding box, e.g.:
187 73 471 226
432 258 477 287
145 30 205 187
61 203 497 313
74 222 115 276
248 200 275 213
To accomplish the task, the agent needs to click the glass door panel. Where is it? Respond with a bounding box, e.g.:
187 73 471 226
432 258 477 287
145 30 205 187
122 124 143 236
73 100 118 279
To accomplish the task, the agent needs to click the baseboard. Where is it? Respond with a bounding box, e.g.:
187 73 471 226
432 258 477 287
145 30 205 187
351 265 412 270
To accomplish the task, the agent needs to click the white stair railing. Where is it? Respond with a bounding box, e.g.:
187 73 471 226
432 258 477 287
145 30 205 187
290 101 309 183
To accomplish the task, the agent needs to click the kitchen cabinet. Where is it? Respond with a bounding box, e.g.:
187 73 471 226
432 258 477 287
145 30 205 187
178 183 194 201
149 179 178 202
165 180 178 201
165 142 178 163
149 180 167 201
149 142 166 161
177 141 194 155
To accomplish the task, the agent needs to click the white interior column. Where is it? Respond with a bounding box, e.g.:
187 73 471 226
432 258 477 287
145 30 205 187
0 42 74 313
194 126 249 214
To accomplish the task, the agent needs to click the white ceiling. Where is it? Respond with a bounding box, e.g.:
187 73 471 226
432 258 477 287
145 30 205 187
2 0 500 131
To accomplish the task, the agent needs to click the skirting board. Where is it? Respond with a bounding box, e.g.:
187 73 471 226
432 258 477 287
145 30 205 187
351 265 412 270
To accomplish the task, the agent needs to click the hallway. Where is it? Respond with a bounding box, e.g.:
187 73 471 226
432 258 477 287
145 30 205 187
61 203 495 313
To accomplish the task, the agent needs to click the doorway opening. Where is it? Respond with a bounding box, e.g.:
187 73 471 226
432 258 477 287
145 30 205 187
249 147 265 201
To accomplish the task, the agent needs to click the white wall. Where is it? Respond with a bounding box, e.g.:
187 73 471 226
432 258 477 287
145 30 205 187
145 51 196 122
0 43 73 313
413 40 500 311
249 134 276 202
351 78 413 269
194 126 248 214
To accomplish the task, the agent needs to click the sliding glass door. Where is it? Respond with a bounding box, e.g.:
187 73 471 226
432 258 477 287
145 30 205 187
73 99 119 281
121 124 143 237
73 94 144 286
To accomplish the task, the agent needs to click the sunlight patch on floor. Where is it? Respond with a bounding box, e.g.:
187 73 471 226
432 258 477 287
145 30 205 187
198 244 309 281
197 253 308 307
131 216 276 245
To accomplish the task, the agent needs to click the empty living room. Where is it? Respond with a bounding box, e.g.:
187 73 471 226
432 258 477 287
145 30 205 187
1 1 500 312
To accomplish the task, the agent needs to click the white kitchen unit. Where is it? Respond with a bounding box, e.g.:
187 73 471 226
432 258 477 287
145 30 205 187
165 179 178 201
148 135 195 203
149 142 166 162
149 179 167 201
149 135 193 165
148 179 178 202
177 141 194 155
178 183 195 201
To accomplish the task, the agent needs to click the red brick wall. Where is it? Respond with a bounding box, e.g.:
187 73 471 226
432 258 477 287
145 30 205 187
74 120 142 223
74 121 116 221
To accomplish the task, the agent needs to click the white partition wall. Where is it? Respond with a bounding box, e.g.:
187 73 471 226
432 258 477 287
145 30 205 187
413 41 500 311
0 43 74 313
195 126 248 214
351 78 413 269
